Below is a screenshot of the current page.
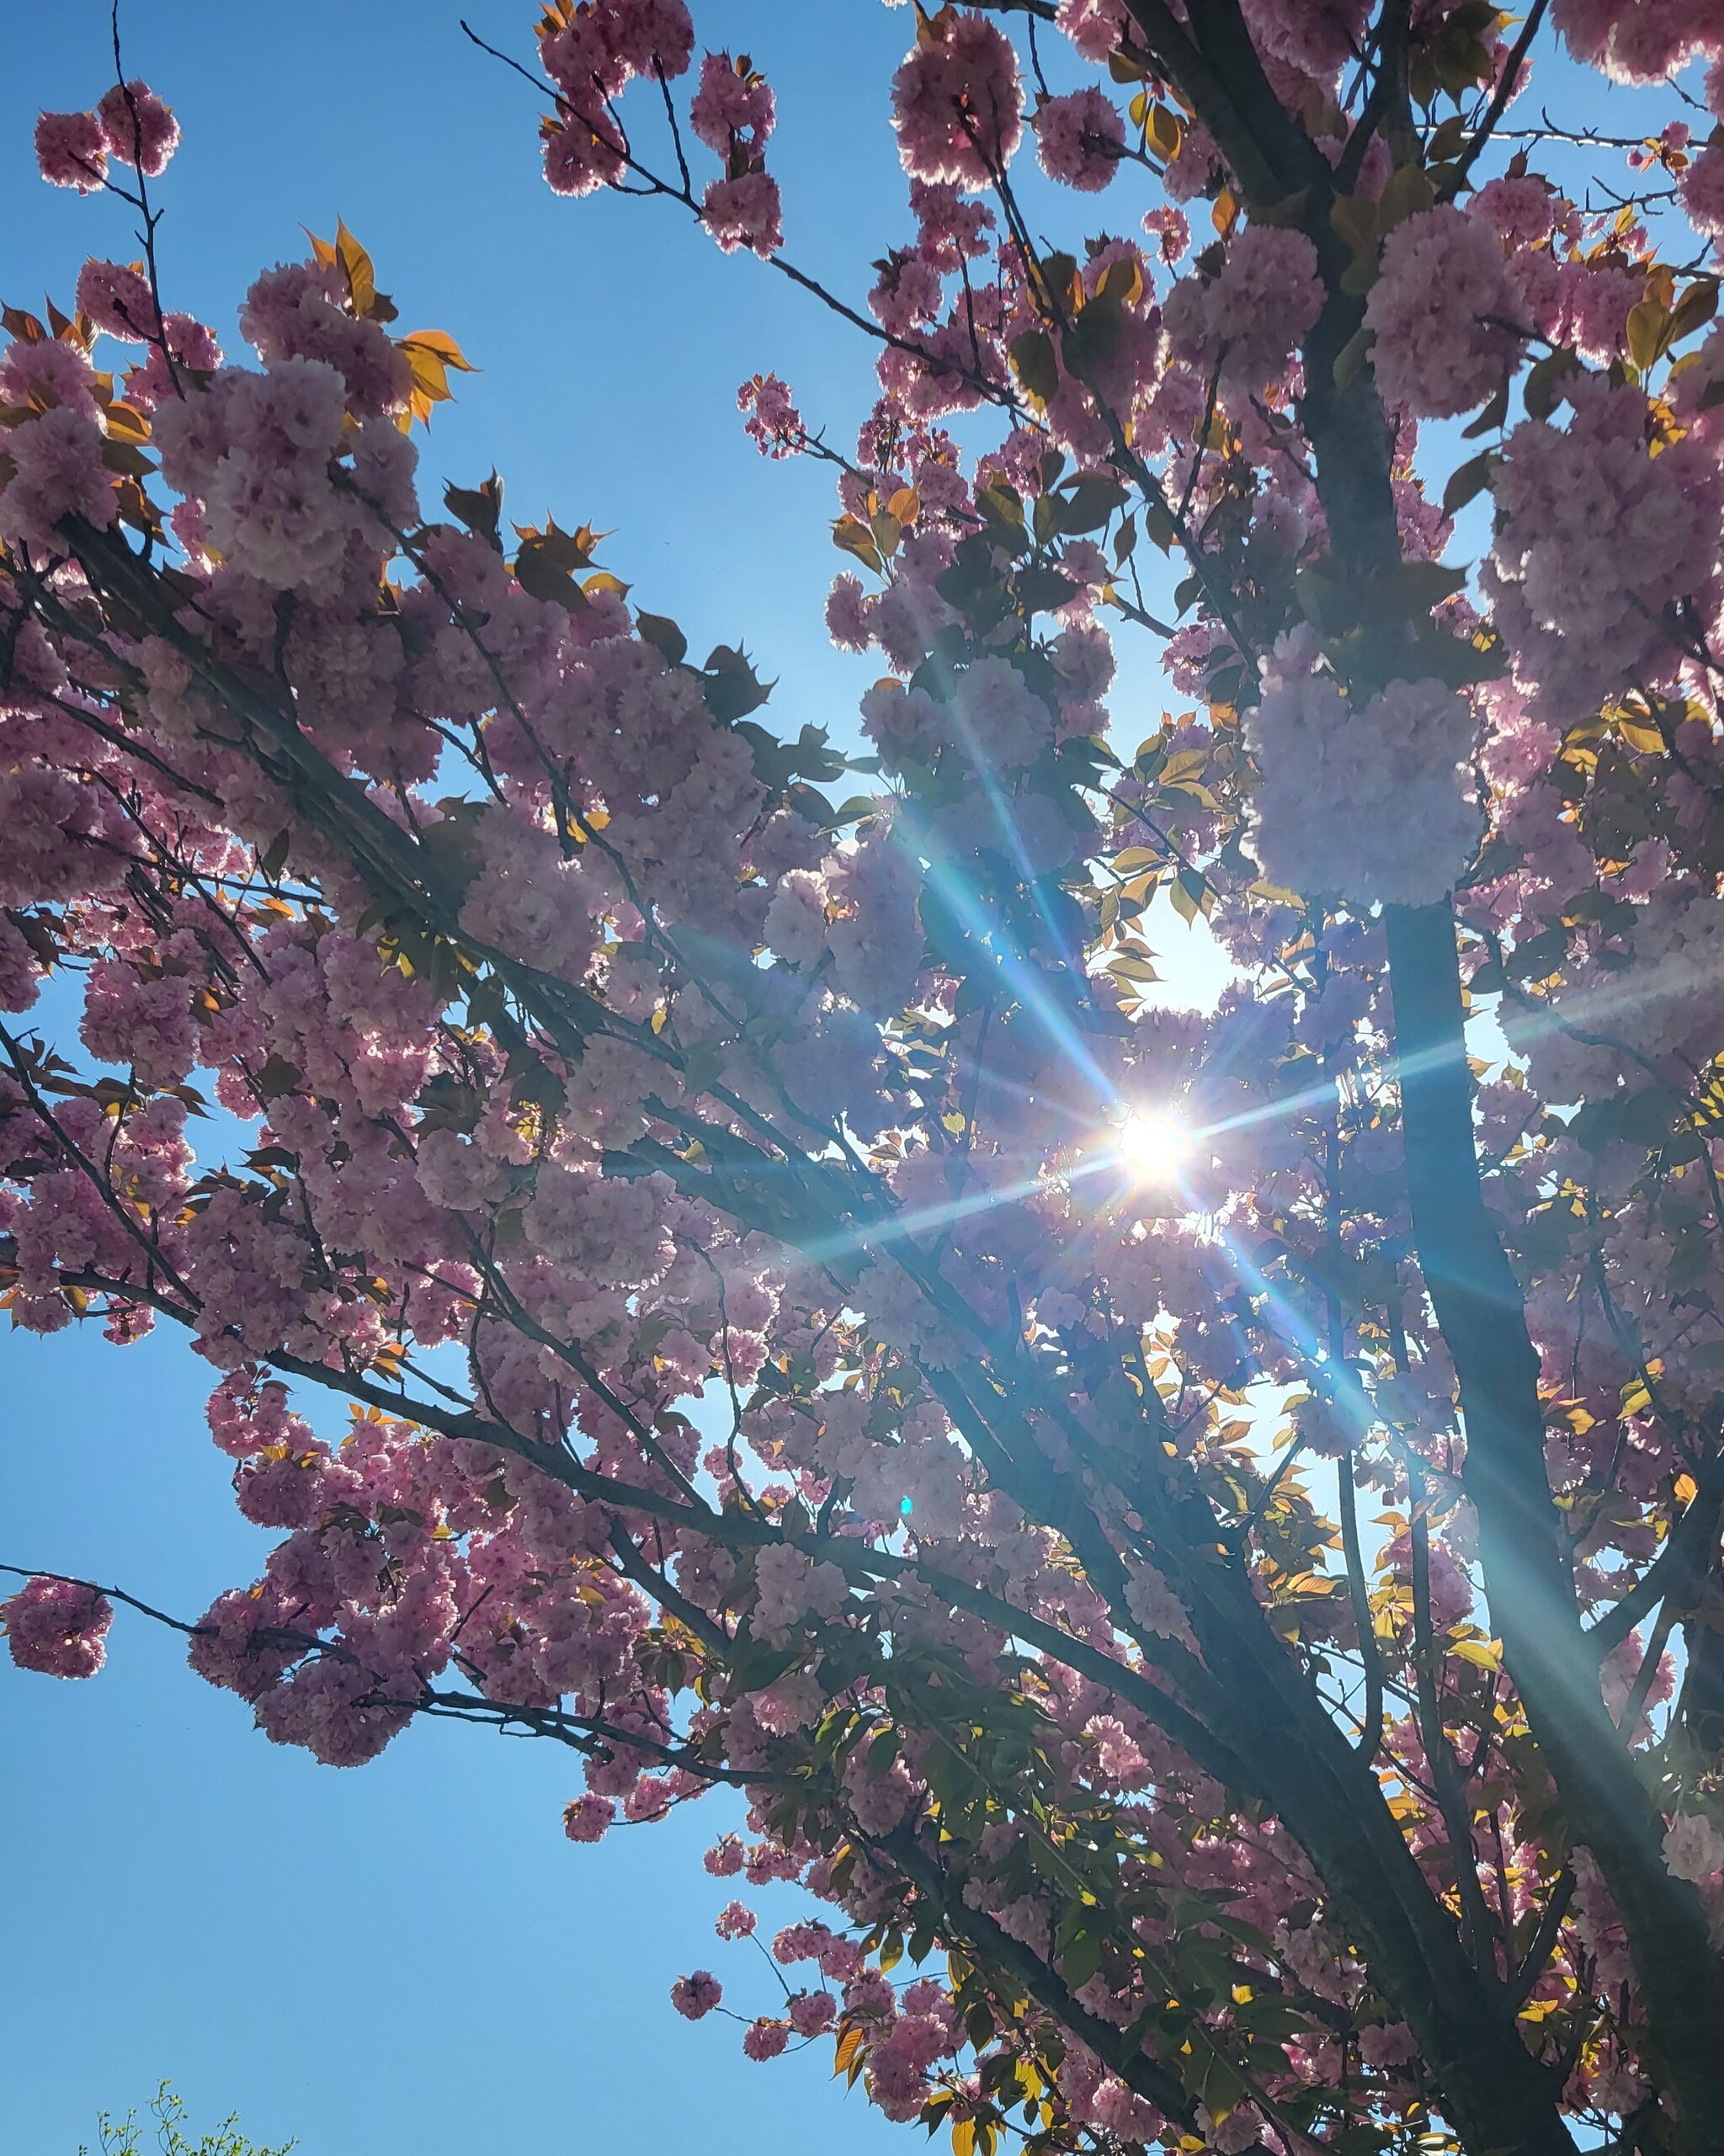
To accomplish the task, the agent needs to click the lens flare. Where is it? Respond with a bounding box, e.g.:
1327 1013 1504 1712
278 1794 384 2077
1113 1106 1190 1182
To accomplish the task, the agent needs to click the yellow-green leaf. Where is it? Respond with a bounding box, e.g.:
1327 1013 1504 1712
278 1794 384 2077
335 219 377 318
1626 299 1667 375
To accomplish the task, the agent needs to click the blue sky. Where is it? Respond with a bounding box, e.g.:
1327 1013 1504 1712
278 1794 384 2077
0 6 931 2150
0 4 1665 2148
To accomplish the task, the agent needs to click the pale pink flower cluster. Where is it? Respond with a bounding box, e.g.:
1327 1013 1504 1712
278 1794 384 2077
0 406 117 552
524 1160 675 1290
1241 0 1371 79
825 824 923 1010
544 111 628 197
701 171 784 257
854 680 937 771
1244 637 1482 907
1055 0 1131 61
866 1999 960 2118
564 1793 615 1841
737 371 806 458
1163 226 1324 393
539 0 694 195
153 351 418 598
0 757 136 908
34 109 107 192
540 0 694 100
742 2017 790 2060
1483 376 1722 716
950 654 1054 769
1551 0 1721 83
239 261 412 417
0 333 102 418
2 1575 114 1679
682 45 781 254
789 1990 837 2035
764 867 830 971
716 1898 758 1938
1663 1812 1724 1883
124 312 224 409
752 1543 850 1645
671 1970 723 2017
1123 1558 1195 1647
1681 141 1724 250
459 814 602 983
691 53 774 155
1032 88 1124 192
80 955 198 1089
35 80 178 190
95 81 180 173
75 258 161 343
1596 891 1724 1075
891 10 1023 189
0 913 41 1013
1365 206 1524 418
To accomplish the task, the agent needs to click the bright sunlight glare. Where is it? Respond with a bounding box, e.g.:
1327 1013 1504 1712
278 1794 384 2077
1112 1106 1191 1182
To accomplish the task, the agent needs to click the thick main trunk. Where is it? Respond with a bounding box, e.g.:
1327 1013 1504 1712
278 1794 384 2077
1287 267 1724 2144
1159 1543 1581 2156
1386 902 1724 2155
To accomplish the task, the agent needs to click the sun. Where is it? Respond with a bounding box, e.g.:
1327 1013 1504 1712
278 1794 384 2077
1112 1105 1191 1182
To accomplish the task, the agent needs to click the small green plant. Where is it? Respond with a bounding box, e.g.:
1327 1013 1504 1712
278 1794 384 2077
81 2082 295 2156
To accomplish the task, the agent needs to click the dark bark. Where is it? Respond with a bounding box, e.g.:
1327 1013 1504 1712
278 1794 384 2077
1285 189 1724 2156
1386 902 1724 2156
1131 1471 1580 2156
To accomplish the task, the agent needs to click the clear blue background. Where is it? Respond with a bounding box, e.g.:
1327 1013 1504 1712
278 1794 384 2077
1 5 924 2149
0 4 1661 2149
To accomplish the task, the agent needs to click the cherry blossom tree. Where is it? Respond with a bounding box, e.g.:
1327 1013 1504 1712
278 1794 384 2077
6 4 1724 2153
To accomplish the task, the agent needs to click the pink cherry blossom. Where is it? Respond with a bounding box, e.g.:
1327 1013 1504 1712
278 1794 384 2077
6 20 1724 2151
544 113 627 197
1056 0 1131 61
563 1793 616 1840
95 80 179 176
716 1898 757 1939
742 2017 790 2060
671 1970 723 2018
1033 88 1125 191
1365 205 1525 418
75 258 162 343
3 1575 113 1679
1163 226 1324 391
0 407 118 551
1244 641 1482 906
690 53 774 155
700 171 783 256
891 11 1023 189
35 109 105 190
737 372 806 458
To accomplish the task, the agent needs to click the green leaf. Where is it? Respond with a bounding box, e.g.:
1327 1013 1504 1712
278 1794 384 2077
1442 450 1497 517
865 1726 901 1781
702 643 775 723
1668 276 1720 347
1059 473 1128 533
1014 564 1080 616
443 471 504 549
1008 329 1060 408
1521 348 1581 423
1056 1924 1103 1991
636 610 688 666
